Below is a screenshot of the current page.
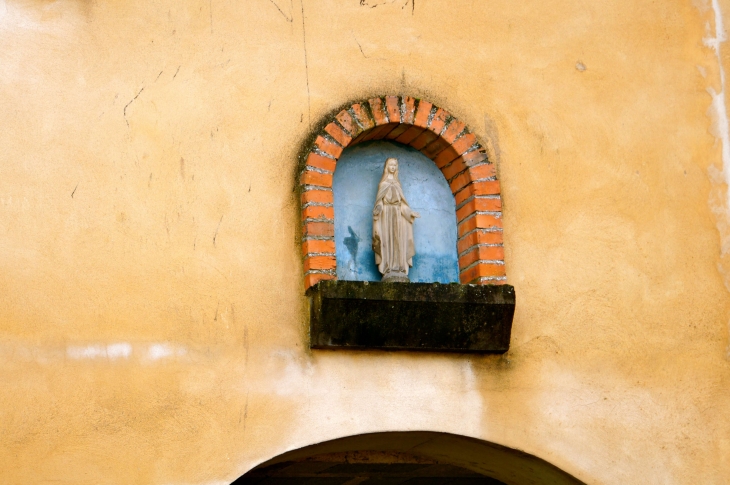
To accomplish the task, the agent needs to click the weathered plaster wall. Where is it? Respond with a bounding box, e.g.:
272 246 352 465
0 0 729 484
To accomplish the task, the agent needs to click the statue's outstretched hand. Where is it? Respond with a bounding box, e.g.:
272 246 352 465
412 211 420 220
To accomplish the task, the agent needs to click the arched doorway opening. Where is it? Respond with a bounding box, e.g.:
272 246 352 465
232 432 586 485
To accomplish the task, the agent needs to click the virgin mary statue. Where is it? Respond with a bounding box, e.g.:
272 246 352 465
372 157 420 282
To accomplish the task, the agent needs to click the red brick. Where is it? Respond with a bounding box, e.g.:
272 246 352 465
336 110 360 136
385 96 401 123
365 122 399 141
454 180 502 205
302 239 336 256
351 103 375 130
315 135 343 159
324 122 352 147
304 255 337 272
302 205 334 221
301 189 333 206
434 133 477 168
457 230 503 255
458 246 505 268
385 123 411 140
414 100 432 128
306 152 336 173
458 214 502 238
449 164 499 193
471 180 502 196
300 170 333 188
429 108 449 135
449 171 472 193
460 149 489 167
402 96 416 124
349 131 368 146
410 130 439 150
460 263 506 283
469 163 497 181
456 197 502 222
303 221 334 237
304 272 335 290
421 136 452 159
442 119 466 143
395 125 427 145
441 156 468 181
368 98 389 125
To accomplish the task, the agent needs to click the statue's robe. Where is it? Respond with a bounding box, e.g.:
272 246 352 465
372 178 416 277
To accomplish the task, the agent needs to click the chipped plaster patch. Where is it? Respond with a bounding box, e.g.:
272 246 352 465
66 343 132 361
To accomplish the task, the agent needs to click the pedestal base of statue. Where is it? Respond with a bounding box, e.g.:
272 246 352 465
307 280 515 354
381 271 409 283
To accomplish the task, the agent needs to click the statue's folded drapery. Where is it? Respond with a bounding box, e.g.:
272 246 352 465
372 158 419 282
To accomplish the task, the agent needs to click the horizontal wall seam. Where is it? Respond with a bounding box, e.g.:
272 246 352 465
302 235 335 242
304 165 333 175
304 269 336 276
457 227 504 241
312 147 336 160
302 202 334 209
303 217 335 225
457 211 502 226
454 194 500 211
459 259 506 273
302 184 333 192
304 252 336 257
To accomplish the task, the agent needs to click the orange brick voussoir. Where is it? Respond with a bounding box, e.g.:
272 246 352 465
368 97 389 126
457 230 504 255
303 221 334 238
304 255 337 272
458 246 505 268
302 205 334 221
305 272 336 290
301 169 333 188
385 96 401 123
458 214 502 238
301 189 333 206
460 262 506 283
302 239 336 256
306 152 336 173
454 180 502 206
324 122 352 148
315 135 343 159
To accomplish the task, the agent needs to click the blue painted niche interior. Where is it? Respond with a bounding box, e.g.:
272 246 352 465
333 140 459 284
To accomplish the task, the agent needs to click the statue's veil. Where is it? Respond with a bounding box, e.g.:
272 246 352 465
378 157 400 186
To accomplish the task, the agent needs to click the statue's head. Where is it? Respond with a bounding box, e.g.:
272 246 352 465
386 157 398 174
379 157 401 185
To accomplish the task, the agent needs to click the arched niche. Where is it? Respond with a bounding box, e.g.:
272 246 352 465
231 432 587 485
300 96 506 291
333 140 460 284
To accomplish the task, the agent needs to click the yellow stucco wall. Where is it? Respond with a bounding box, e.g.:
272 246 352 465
1 0 730 483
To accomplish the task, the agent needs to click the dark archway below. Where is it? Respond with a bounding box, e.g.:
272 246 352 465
232 432 586 485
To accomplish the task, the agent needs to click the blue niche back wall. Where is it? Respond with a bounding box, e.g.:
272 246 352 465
333 141 459 284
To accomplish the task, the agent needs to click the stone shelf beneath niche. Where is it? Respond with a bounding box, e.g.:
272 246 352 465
307 280 515 354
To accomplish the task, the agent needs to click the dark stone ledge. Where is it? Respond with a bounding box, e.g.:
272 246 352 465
307 280 515 353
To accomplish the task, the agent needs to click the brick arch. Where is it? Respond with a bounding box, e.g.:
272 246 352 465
300 96 505 290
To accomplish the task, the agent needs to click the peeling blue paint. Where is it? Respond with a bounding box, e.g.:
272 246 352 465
333 141 459 283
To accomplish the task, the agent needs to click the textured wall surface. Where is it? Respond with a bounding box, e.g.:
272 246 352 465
1 0 730 484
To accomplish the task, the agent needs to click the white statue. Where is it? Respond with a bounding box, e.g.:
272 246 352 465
372 157 420 282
